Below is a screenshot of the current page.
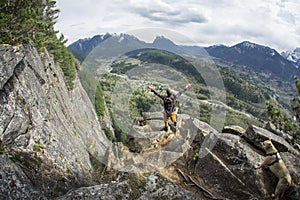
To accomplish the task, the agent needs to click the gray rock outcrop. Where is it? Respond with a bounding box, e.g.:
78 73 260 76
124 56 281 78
190 122 300 200
0 44 110 198
0 154 46 200
57 177 201 200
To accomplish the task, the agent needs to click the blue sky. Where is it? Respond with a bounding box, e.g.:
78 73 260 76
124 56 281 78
55 0 300 52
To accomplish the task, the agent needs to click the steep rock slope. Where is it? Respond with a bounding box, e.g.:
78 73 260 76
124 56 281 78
0 44 110 198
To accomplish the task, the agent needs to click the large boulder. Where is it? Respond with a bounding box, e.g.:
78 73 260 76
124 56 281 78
245 125 297 154
221 125 246 136
194 133 265 200
163 120 300 199
56 174 201 200
281 152 300 192
265 122 293 143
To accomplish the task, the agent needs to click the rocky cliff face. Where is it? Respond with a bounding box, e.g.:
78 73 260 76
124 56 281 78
0 44 111 198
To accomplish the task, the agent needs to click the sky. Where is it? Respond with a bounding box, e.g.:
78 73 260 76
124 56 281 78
54 0 300 52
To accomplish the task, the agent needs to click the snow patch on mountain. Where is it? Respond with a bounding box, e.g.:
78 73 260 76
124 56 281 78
241 41 257 49
281 47 300 63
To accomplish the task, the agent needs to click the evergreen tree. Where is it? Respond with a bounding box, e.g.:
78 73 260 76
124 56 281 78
266 76 300 142
0 0 77 90
95 82 106 118
291 76 300 125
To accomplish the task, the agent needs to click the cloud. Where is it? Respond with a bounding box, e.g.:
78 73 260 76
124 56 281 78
278 10 296 25
127 0 207 25
70 22 86 27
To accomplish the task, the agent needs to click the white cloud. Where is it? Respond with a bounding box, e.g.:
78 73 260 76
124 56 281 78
55 0 300 52
126 0 207 25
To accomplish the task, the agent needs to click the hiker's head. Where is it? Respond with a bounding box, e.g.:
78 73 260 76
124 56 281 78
166 88 172 96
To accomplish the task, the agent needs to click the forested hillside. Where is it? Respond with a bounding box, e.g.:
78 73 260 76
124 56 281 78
109 48 270 125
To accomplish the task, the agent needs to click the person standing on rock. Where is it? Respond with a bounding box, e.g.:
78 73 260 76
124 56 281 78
147 83 192 132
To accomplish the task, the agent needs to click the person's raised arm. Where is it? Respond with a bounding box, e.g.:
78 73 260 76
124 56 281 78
147 85 164 99
176 83 192 98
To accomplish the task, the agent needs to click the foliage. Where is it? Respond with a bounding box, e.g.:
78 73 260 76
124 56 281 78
266 101 300 140
111 48 204 83
99 73 119 108
0 141 13 158
68 48 87 62
202 103 215 123
52 45 77 89
104 128 116 142
129 88 158 119
128 173 147 199
110 49 271 121
110 110 128 145
221 67 270 104
79 71 118 142
266 76 300 142
226 94 268 120
0 0 77 90
95 82 106 118
224 109 263 129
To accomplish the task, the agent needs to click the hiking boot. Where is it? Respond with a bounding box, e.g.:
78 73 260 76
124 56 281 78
163 126 169 132
175 127 179 134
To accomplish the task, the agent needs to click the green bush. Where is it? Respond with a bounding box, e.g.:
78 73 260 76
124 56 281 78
95 82 106 118
104 128 116 142
129 88 157 119
110 111 128 145
266 76 300 142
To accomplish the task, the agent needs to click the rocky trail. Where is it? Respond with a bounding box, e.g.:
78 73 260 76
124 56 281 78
110 110 300 199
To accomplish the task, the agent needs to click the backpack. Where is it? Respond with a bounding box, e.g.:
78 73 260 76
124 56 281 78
164 96 175 114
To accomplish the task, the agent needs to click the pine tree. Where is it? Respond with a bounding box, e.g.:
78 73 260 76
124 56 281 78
266 76 300 141
95 82 106 118
0 0 77 90
291 76 300 124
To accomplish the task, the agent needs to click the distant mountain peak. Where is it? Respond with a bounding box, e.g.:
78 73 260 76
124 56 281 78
234 41 278 57
155 35 166 39
153 35 175 45
281 47 300 63
205 40 298 81
235 41 268 50
239 41 257 49
68 33 112 56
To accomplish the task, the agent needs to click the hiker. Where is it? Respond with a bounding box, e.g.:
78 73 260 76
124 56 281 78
147 83 192 131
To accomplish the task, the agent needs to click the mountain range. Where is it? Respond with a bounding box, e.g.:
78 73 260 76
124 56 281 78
205 41 299 81
68 33 300 83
